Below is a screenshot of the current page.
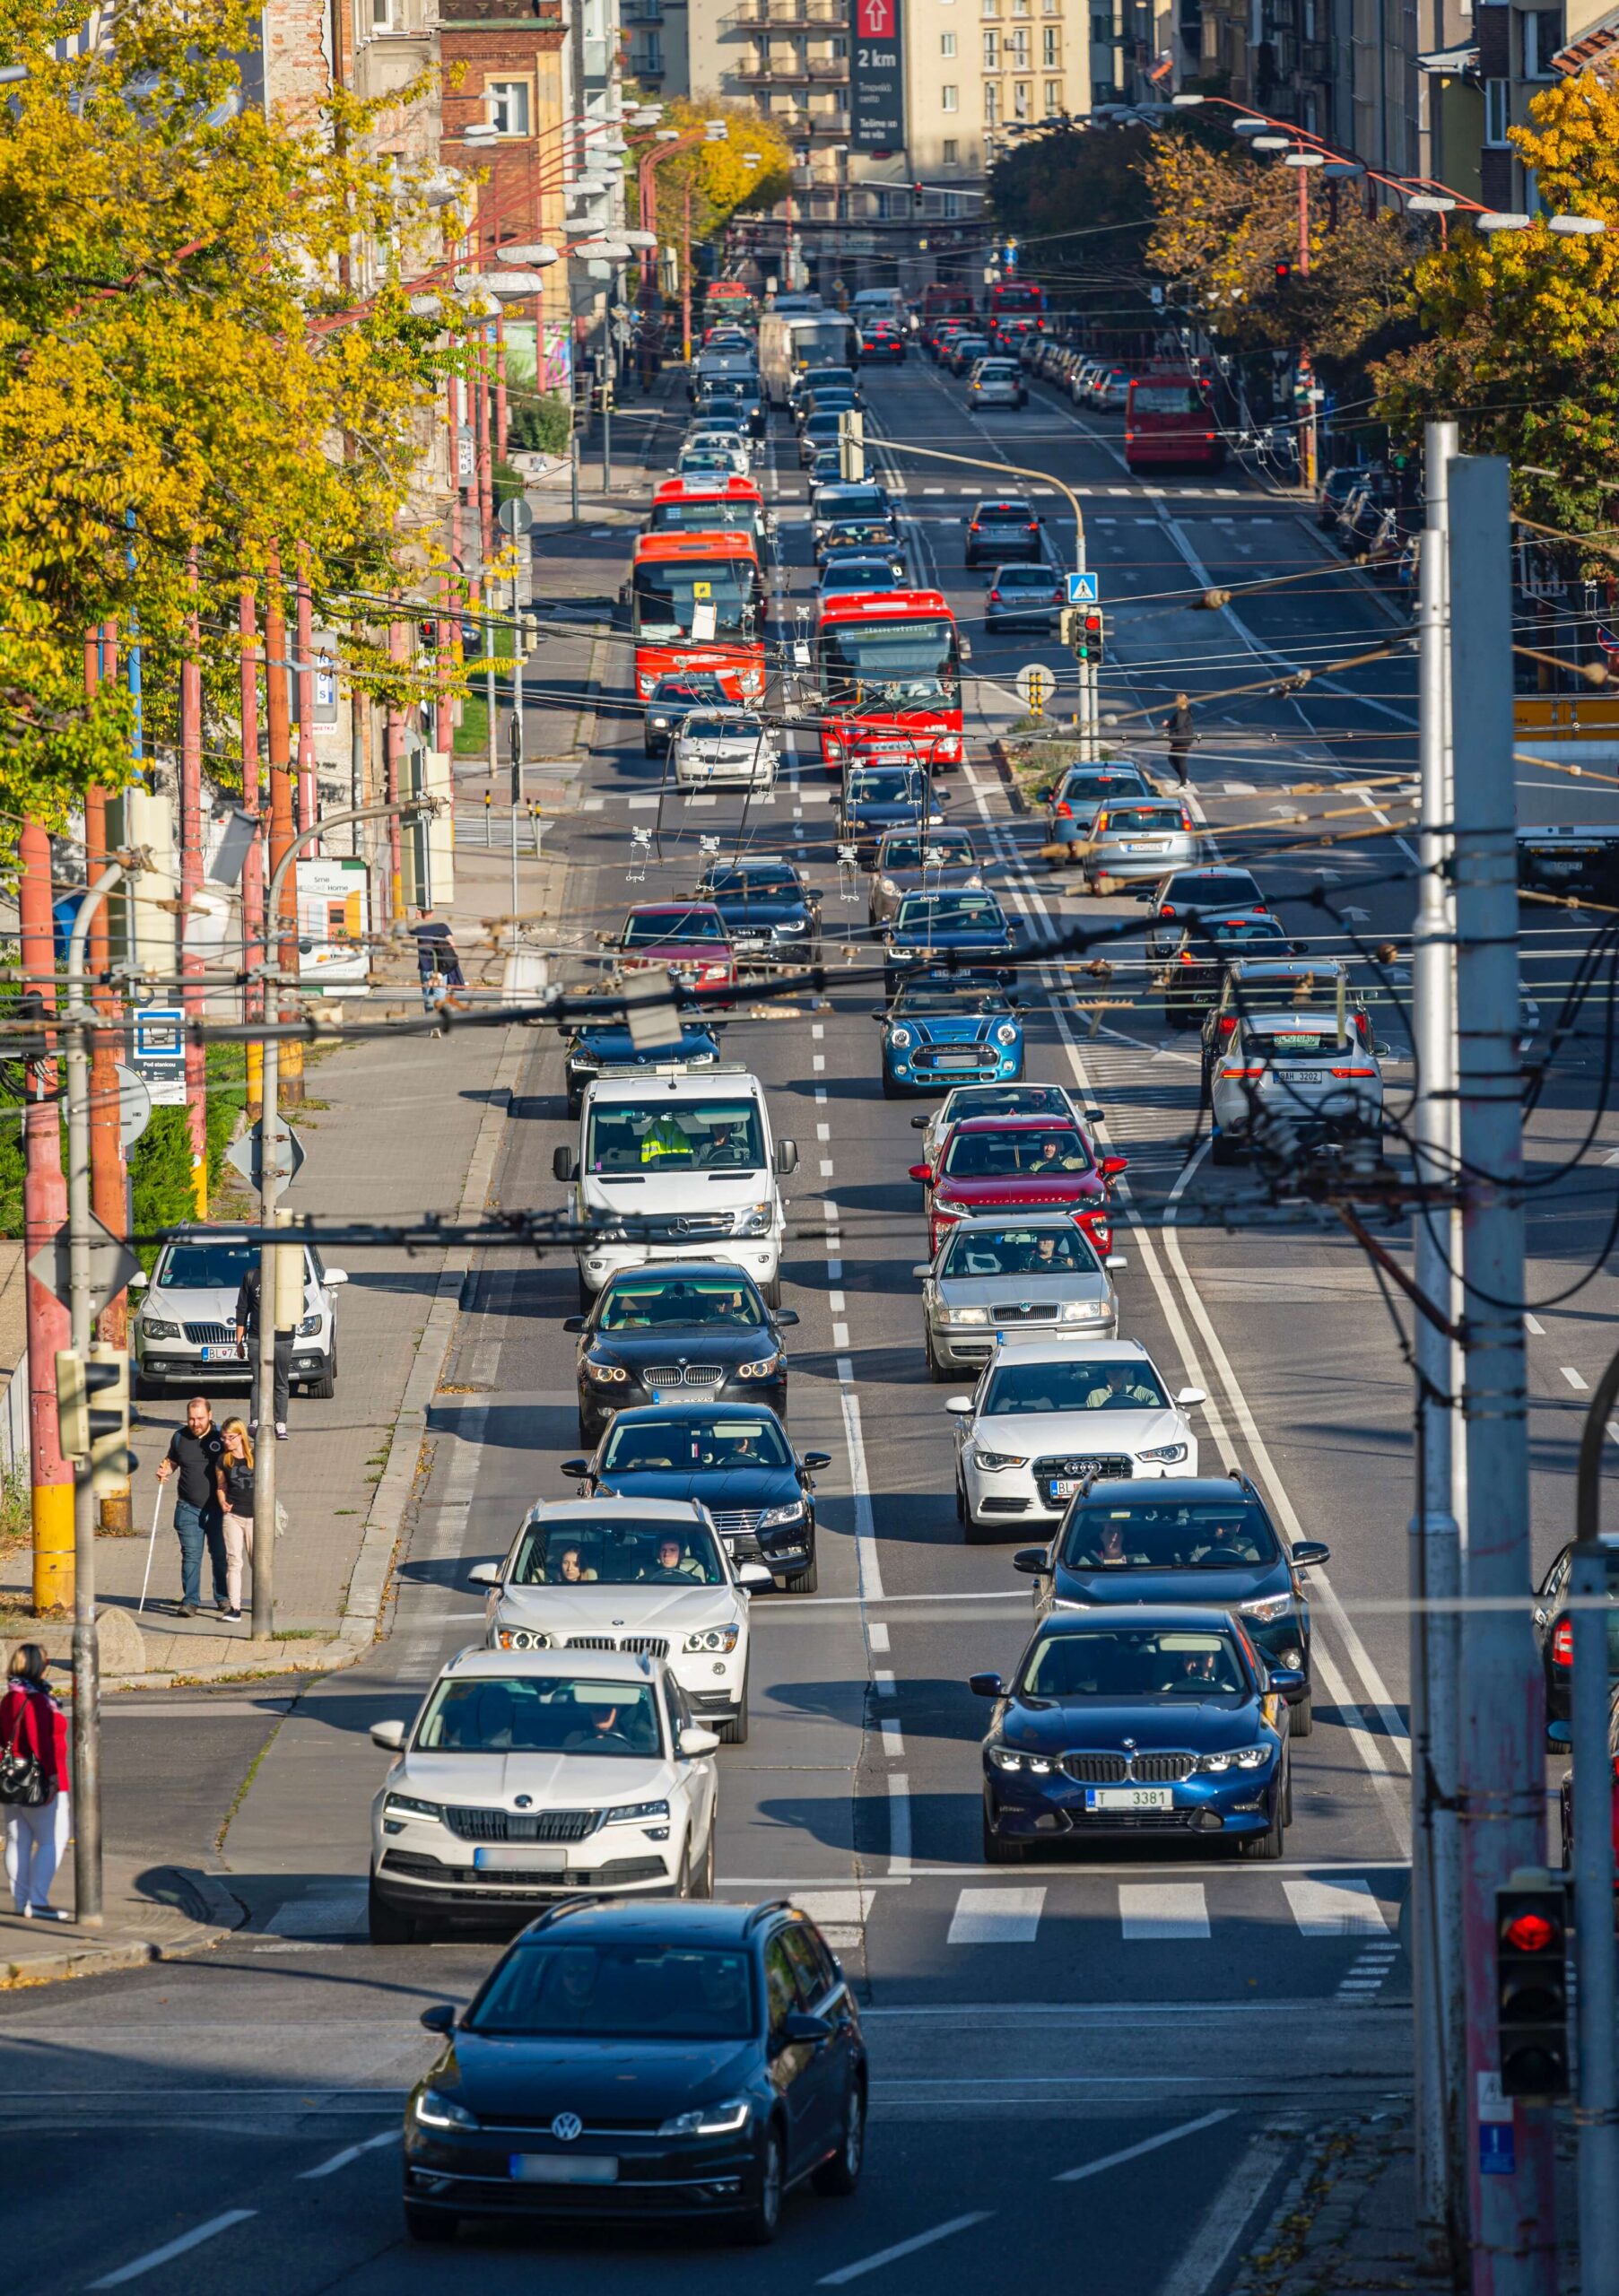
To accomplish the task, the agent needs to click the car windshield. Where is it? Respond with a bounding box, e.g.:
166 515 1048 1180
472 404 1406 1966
1021 1627 1247 1699
940 1085 1069 1125
650 501 763 538
892 983 1010 1017
978 363 1017 379
942 1127 1092 1178
940 1225 1100 1277
1132 383 1204 415
683 715 762 741
822 563 897 594
848 768 921 804
585 1099 764 1174
881 834 973 869
508 1521 727 1587
996 568 1056 588
632 560 756 641
1060 770 1146 801
1062 1500 1278 1569
154 1243 256 1289
1203 919 1288 949
819 617 957 705
413 1674 662 1756
599 1415 792 1472
1163 874 1258 908
802 367 855 394
650 677 727 706
470 1942 756 2040
622 909 726 945
895 893 1001 930
824 523 896 551
816 488 888 519
978 501 1032 520
1243 1028 1355 1058
706 867 799 899
599 1274 764 1331
1099 804 1188 833
983 1357 1166 1413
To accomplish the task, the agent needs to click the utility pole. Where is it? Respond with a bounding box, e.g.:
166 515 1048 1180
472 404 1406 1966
1449 454 1557 2295
296 552 318 839
240 588 265 1122
265 552 303 1110
20 823 72 1615
84 632 131 1536
1572 1361 1619 2296
1410 419 1464 2271
179 558 207 1215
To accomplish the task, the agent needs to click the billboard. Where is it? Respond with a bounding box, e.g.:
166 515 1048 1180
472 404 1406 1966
296 856 372 995
850 0 905 153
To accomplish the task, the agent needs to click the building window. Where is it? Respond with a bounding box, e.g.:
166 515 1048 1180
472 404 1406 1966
942 80 960 107
981 0 998 15
1484 76 1509 144
1522 8 1560 75
943 135 959 160
984 78 998 118
1092 11 1111 39
942 28 957 50
983 25 998 57
1043 23 1058 61
1014 77 1030 112
487 79 532 135
369 0 395 26
943 190 961 215
1045 75 1062 107
832 31 848 52
1008 26 1029 62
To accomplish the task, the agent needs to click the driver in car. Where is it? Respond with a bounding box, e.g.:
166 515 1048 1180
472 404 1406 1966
640 1535 707 1585
1085 1362 1161 1409
1023 1232 1067 1272
564 1701 637 1750
1025 1135 1084 1176
704 1119 749 1167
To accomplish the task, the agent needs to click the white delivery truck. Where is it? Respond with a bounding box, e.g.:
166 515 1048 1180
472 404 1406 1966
553 1065 797 1309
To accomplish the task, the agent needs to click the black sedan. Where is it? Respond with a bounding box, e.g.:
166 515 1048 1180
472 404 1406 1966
561 1402 831 1592
1536 1538 1619 1743
838 764 944 865
1162 914 1299 1022
563 1264 798 1448
1013 1473 1327 1732
819 518 907 572
883 890 1018 987
405 1899 866 2246
693 857 821 965
644 674 731 758
971 1607 1300 1864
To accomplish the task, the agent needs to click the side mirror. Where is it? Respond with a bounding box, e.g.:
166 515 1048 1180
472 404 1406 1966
325 1267 349 1286
911 1262 934 1280
802 1450 832 1472
774 1307 800 1326
560 1457 590 1480
419 2004 457 2034
910 1115 930 1129
467 1561 501 1587
908 1164 932 1183
968 1671 1005 1698
1104 1253 1127 1270
1269 1667 1307 1697
944 1395 974 1416
680 1724 721 1756
1012 1547 1049 1577
1292 1540 1331 1568
130 1268 149 1289
561 1315 587 1334
781 2009 833 2045
1176 1387 1207 1408
775 1138 798 1176
1101 1155 1129 1178
738 1561 775 1591
553 1145 579 1183
370 1719 407 1752
1085 1108 1106 1126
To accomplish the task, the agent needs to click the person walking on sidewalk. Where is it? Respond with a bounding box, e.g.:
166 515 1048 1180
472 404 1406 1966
2 1645 71 1919
155 1396 226 1618
215 1419 257 1623
1162 692 1197 788
409 909 464 1013
234 1259 292 1439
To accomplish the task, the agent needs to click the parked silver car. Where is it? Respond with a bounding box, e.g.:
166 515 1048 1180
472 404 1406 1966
915 1213 1119 1377
1208 1014 1383 1165
1075 793 1200 889
868 827 984 925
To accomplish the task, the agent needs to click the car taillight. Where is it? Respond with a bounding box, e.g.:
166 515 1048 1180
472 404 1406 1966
1180 815 1195 831
970 521 981 531
1160 904 1175 919
1094 813 1108 835
1027 523 1039 533
1056 801 1072 818
988 589 1002 601
1330 1065 1378 1078
1217 1015 1238 1039
1220 1066 1266 1079
1553 1618 1574 1667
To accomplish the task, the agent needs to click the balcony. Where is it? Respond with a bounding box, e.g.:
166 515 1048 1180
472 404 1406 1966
731 54 849 80
771 108 850 137
631 41 666 73
623 0 662 17
724 0 846 25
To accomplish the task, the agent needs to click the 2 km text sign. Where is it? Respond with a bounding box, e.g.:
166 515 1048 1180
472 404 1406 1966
850 0 905 152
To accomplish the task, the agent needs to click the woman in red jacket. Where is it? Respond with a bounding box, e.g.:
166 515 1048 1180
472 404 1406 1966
1 1643 70 1919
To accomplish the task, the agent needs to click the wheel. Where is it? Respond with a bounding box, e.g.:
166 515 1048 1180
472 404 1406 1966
691 1822 716 1899
1210 1133 1240 1168
983 1808 1025 1864
813 2082 866 2197
404 2205 457 2245
785 1548 819 1593
881 1068 903 1100
1237 1795 1286 1860
924 1335 951 1383
1289 1690 1313 1738
368 1877 418 1945
308 1356 335 1401
576 1269 592 1314
954 1473 968 1524
718 1677 750 1744
675 1841 693 1898
762 1273 782 1310
736 2126 784 2246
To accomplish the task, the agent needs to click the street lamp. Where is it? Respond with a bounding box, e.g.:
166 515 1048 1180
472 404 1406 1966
1550 214 1607 235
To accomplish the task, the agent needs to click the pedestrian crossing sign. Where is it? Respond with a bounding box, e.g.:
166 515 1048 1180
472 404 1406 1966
1066 572 1099 604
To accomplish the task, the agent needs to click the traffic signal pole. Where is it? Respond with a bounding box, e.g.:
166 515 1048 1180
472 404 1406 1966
1571 1356 1619 2292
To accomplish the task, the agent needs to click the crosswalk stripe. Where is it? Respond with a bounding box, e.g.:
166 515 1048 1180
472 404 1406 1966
1119 1883 1209 1940
948 1886 1046 1944
1283 1876 1389 1936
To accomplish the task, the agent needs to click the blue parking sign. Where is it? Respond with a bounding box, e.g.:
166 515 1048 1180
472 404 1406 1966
1066 572 1099 604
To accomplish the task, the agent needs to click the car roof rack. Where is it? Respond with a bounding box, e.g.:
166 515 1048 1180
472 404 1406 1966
519 1896 608 1938
742 1897 794 1934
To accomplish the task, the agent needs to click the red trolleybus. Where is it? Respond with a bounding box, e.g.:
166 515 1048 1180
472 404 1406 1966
647 476 774 558
814 589 965 776
630 532 767 703
1124 370 1226 474
988 280 1046 344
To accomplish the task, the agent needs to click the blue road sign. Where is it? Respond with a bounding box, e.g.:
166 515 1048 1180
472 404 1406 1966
1066 572 1099 605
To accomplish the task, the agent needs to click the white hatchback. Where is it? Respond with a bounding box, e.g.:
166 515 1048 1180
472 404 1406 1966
945 1338 1206 1542
367 1646 720 1943
470 1498 771 1744
673 709 779 792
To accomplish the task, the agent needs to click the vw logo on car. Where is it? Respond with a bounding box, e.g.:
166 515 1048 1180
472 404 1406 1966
550 2111 583 2144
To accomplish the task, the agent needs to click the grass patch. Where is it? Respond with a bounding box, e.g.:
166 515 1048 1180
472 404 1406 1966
454 691 490 760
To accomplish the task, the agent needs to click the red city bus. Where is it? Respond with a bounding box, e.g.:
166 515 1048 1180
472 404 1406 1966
988 280 1046 343
1125 370 1226 474
701 279 760 335
814 589 965 776
630 532 767 704
648 476 773 557
921 282 977 321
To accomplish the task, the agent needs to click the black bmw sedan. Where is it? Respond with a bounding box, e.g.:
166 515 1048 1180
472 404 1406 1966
561 1401 830 1592
1013 1472 1327 1733
405 1899 866 2246
564 1263 797 1448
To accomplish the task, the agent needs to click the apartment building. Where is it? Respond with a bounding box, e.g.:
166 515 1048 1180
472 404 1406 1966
1423 0 1609 210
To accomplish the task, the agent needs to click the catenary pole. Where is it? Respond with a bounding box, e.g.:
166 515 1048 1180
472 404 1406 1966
179 556 208 1213
20 822 73 1615
1448 454 1556 2295
84 636 132 1535
1571 1360 1619 2292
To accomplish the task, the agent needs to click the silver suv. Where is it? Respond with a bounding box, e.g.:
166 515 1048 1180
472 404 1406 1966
1208 1016 1383 1165
132 1230 347 1398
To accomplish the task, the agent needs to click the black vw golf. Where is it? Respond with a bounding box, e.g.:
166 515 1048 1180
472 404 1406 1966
562 1401 830 1592
1013 1472 1327 1733
564 1263 797 1448
405 1899 866 2246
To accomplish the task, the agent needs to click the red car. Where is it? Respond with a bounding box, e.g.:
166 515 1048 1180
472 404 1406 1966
617 902 736 992
910 1114 1127 1258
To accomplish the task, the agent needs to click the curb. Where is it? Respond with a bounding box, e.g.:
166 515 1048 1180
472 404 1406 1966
1 1865 246 1988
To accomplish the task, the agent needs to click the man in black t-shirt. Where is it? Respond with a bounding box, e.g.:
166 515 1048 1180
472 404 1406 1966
234 1262 293 1438
155 1396 226 1617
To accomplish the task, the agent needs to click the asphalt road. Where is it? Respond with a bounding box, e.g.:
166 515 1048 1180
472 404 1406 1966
8 352 1615 2295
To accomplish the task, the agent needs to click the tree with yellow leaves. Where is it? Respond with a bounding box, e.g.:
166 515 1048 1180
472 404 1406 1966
1374 74 1619 546
629 99 791 250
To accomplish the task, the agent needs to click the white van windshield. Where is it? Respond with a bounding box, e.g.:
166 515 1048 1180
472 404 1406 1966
585 1100 765 1174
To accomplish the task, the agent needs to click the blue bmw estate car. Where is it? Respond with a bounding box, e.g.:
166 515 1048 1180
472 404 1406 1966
882 890 1018 988
875 971 1024 1098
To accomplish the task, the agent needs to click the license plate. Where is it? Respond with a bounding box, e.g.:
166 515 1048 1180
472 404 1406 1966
936 1050 978 1065
201 1344 240 1363
1045 1479 1080 1502
1084 1786 1173 1812
1284 1071 1323 1084
472 1844 568 1873
509 2153 619 2186
1121 841 1166 853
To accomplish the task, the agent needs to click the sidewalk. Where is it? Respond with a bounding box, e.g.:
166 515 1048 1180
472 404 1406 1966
0 1853 241 1987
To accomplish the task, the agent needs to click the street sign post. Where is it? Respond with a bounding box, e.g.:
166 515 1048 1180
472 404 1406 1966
225 1119 306 1200
114 1065 152 1154
29 1212 141 1322
132 1007 186 1109
497 496 535 537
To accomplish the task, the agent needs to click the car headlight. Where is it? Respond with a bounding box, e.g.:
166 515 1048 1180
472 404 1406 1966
972 1447 1027 1471
995 1022 1019 1046
683 1624 741 1654
605 1796 672 1823
657 2096 753 2137
1197 1745 1273 1773
737 1352 781 1380
878 875 900 895
1059 1300 1110 1323
1240 1594 1293 1624
497 1627 552 1651
759 1498 805 1529
734 1202 773 1238
297 1311 323 1337
888 1026 913 1049
141 1319 182 1341
688 1050 716 1065
414 2087 479 2132
988 1744 1054 1773
936 1304 988 1326
570 1049 601 1073
384 1792 442 1821
776 918 807 933
650 715 670 729
586 1359 629 1385
1137 1442 1188 1464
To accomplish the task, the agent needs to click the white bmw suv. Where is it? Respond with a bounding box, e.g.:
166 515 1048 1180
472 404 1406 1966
368 1645 720 1944
945 1337 1206 1542
469 1498 771 1745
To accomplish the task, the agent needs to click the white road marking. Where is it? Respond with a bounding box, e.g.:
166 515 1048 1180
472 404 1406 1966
888 1770 912 1875
868 1620 891 1653
1053 2108 1233 2184
1153 2130 1294 2296
838 1379 885 1601
814 1022 825 1037
833 1320 851 1350
816 1121 831 1139
1562 1365 1589 1390
947 1887 1045 1944
1283 1874 1390 1936
1525 1312 1546 1335
814 1053 826 1070
881 1716 906 1758
298 2130 400 2180
874 1668 896 1697
829 1289 846 1311
820 1158 836 1177
819 2213 994 2286
627 795 658 809
89 2213 258 2288
1119 1883 1210 1941
827 1257 843 1280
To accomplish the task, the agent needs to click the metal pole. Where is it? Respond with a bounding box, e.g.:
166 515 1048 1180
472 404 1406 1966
1572 1360 1619 2296
1449 453 1557 2296
20 823 73 1617
600 353 613 493
570 431 580 525
482 580 498 789
1411 418 1464 2274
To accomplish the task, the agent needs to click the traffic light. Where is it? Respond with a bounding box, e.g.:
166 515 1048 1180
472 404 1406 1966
1495 1874 1571 2100
1274 259 1293 283
56 1346 133 1494
1072 606 1104 663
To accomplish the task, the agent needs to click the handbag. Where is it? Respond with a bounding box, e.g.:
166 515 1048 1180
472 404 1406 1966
0 1739 47 1808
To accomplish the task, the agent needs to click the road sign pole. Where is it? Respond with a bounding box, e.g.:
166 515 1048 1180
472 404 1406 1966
1573 1356 1619 2296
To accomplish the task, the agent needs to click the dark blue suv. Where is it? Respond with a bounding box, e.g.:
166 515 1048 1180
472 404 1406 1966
405 1898 866 2246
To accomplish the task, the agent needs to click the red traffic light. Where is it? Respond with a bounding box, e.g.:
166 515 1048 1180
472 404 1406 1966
1274 260 1293 283
1503 1911 1558 1954
1083 611 1102 632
